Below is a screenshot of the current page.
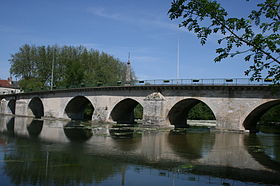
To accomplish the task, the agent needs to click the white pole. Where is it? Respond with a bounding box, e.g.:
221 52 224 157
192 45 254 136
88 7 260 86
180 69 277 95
177 38 180 79
51 49 54 90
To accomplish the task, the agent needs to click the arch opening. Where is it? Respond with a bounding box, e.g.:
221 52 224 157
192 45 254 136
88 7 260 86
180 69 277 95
243 100 280 133
65 96 94 121
168 99 216 128
7 99 16 115
110 98 143 124
28 97 44 118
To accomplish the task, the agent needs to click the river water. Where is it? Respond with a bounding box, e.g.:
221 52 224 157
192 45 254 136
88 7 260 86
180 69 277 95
0 115 279 185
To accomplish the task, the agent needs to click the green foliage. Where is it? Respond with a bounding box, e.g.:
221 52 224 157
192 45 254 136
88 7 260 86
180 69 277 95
64 60 85 87
187 102 215 120
10 45 130 91
84 103 94 121
169 0 280 83
134 104 143 119
260 104 280 123
18 78 44 91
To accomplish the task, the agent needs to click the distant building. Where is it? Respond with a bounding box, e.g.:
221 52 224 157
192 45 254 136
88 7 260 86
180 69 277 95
0 77 21 95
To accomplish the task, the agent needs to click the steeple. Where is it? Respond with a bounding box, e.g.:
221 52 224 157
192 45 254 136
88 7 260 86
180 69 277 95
125 52 132 84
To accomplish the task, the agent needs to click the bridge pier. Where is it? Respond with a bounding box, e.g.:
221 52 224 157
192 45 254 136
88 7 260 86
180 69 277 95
15 99 28 117
142 92 170 127
0 98 6 114
0 98 17 116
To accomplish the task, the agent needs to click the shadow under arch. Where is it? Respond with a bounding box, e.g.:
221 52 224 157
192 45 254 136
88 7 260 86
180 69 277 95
244 134 280 172
28 97 44 118
167 131 215 160
243 100 280 131
7 99 16 115
110 98 143 124
168 98 216 128
64 96 94 121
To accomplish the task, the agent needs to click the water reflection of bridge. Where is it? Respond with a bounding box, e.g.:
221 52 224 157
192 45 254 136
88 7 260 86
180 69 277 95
0 116 280 183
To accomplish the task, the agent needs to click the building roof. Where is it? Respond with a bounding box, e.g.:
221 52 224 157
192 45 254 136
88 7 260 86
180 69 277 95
0 79 12 88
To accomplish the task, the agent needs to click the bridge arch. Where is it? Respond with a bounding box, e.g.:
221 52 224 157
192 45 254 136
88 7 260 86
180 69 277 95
7 99 16 115
110 98 143 124
243 100 280 132
28 97 44 118
168 98 216 128
64 96 94 121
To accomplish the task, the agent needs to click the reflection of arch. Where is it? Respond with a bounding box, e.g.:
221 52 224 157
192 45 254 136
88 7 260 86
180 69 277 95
27 119 44 138
28 97 44 118
64 96 94 121
7 99 16 115
111 137 141 151
63 121 93 141
167 132 214 160
110 98 143 124
244 134 280 172
2 141 123 184
6 117 15 136
243 100 280 131
168 99 216 128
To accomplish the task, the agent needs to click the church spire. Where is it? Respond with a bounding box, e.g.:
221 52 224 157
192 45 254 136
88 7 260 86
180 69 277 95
125 52 132 84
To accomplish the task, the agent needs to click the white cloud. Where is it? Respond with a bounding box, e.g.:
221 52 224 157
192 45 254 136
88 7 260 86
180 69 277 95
86 7 123 21
86 6 181 32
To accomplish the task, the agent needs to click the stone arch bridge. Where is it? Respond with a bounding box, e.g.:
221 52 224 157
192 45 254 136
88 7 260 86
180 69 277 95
0 85 279 132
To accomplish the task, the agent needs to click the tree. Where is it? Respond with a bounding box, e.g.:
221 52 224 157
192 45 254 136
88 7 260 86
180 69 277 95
169 0 280 83
187 102 215 120
9 45 129 91
260 104 280 123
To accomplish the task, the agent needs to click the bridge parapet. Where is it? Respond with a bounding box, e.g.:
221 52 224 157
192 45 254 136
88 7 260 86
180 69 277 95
0 78 275 96
135 78 274 86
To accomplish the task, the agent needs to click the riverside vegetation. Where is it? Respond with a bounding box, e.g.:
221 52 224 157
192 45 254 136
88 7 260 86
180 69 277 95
9 44 131 91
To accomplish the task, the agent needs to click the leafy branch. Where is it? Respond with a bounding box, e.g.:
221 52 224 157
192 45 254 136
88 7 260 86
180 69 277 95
169 0 280 82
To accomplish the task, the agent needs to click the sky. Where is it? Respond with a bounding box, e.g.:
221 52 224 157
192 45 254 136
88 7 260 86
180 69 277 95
0 0 257 81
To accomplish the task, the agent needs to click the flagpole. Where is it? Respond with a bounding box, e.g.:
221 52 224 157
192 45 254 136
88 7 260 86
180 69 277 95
177 38 180 79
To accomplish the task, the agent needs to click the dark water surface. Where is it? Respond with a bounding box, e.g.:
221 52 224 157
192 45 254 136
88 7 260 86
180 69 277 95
0 115 280 186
